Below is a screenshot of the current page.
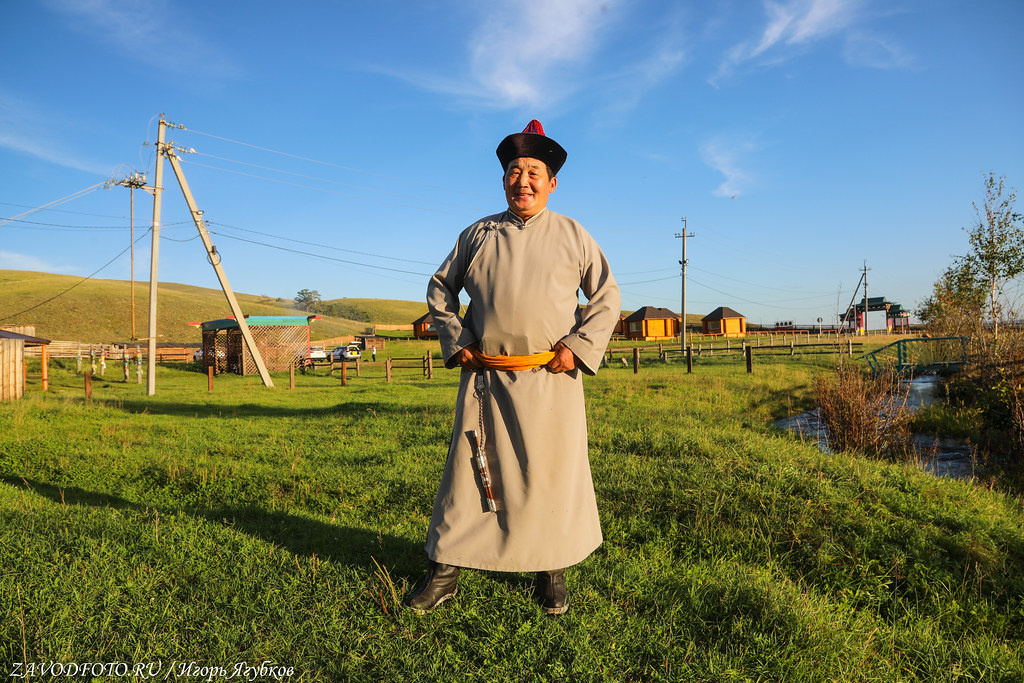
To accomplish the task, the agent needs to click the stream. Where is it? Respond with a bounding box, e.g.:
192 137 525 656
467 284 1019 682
775 375 976 481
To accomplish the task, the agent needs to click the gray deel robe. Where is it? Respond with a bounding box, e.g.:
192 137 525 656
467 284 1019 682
425 208 621 572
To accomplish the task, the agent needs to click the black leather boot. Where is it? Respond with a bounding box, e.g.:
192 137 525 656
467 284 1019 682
402 561 460 613
535 569 569 615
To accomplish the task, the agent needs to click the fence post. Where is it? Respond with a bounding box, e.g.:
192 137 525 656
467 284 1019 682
848 339 853 356
41 346 49 392
790 341 795 356
633 347 640 374
746 346 753 373
341 361 347 386
427 352 433 379
289 364 295 390
84 370 92 403
208 365 214 392
386 357 392 382
686 346 693 373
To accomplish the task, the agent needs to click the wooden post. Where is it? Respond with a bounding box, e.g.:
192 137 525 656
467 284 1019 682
341 361 347 386
329 359 335 375
208 365 214 392
848 339 853 356
289 364 295 390
790 341 795 356
84 371 92 403
386 357 392 382
746 346 753 373
41 345 48 392
427 352 433 379
356 357 361 377
686 346 693 373
632 347 640 374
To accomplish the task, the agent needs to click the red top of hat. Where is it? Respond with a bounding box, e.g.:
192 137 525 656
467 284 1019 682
522 119 545 136
496 119 567 174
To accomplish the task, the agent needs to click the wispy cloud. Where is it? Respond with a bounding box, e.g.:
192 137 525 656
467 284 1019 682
701 138 756 198
379 0 649 113
41 0 240 79
843 31 915 69
0 91 111 175
711 0 908 84
0 250 80 274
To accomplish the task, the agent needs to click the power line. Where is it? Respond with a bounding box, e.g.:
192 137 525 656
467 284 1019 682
0 231 149 323
178 158 477 217
190 151 481 213
181 126 492 200
208 221 438 267
0 217 191 232
206 230 433 277
0 182 108 229
0 201 128 220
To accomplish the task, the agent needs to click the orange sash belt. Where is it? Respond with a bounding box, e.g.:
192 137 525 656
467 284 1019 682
470 349 555 371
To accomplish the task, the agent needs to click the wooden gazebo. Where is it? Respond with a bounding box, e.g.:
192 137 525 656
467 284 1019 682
198 315 317 375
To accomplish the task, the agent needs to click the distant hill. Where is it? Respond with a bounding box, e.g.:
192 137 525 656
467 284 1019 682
319 297 428 326
0 270 373 343
1 270 715 343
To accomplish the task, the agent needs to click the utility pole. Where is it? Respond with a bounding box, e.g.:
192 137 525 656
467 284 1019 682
675 218 695 354
862 260 870 335
114 171 147 340
146 116 171 396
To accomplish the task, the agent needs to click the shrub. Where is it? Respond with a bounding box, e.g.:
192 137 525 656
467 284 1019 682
814 361 913 459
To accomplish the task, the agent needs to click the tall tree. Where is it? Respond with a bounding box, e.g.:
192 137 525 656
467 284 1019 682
960 173 1024 342
294 288 322 313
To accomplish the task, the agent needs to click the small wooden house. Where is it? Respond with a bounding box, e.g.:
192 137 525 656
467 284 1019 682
701 306 746 337
1 329 51 401
412 313 438 340
623 306 680 341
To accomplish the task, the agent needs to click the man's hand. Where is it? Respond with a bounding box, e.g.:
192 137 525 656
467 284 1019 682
545 341 577 373
454 344 482 368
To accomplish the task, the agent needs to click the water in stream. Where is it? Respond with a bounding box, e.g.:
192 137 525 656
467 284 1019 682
775 375 976 481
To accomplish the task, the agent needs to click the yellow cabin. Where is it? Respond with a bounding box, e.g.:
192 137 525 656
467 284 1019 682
701 306 747 337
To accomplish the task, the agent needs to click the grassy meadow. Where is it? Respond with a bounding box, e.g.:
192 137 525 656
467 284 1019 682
0 270 427 343
2 344 1023 681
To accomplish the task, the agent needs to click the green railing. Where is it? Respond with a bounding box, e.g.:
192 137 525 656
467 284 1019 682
858 336 969 374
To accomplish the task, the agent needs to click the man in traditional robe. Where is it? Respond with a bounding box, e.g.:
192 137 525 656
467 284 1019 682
403 120 620 615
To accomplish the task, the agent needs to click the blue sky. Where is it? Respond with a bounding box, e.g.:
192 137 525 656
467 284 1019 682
2 0 1022 330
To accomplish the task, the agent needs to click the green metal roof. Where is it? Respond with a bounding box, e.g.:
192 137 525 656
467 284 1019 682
200 316 314 332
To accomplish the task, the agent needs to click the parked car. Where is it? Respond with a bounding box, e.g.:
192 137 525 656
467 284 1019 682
308 346 328 361
193 348 226 362
327 344 362 361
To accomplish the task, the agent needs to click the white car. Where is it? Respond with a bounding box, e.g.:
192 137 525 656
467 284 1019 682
308 346 328 361
328 344 361 361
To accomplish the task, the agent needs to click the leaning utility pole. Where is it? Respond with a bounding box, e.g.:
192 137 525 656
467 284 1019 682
675 218 695 353
163 145 274 388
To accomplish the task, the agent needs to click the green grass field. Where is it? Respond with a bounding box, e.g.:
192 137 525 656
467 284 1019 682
2 346 1022 681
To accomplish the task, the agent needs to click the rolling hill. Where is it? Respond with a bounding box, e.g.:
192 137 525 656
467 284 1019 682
0 270 424 343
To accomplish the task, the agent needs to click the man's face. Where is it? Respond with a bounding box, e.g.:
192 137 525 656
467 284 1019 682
504 157 557 220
